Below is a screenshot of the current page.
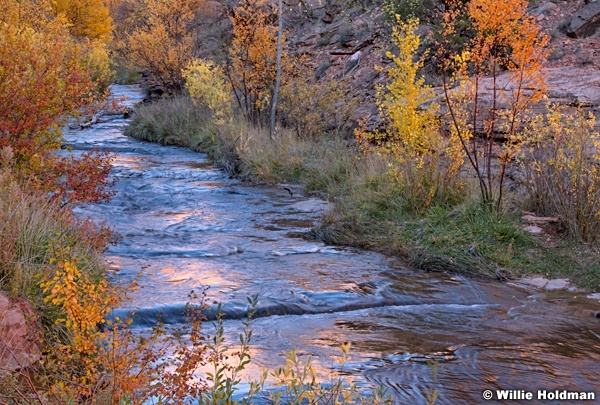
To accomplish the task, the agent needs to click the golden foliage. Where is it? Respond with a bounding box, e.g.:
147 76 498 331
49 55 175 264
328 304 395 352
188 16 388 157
520 107 600 243
52 0 113 42
184 59 233 124
122 0 203 92
372 18 442 158
37 246 208 404
356 18 463 210
228 0 294 122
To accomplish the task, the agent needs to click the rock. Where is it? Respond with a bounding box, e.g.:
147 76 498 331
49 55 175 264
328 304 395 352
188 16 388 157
519 277 572 290
544 67 600 106
566 0 600 38
534 2 559 15
344 51 362 76
524 225 543 234
544 278 570 290
315 61 331 80
322 12 333 23
520 276 549 288
329 34 341 45
521 213 560 224
0 293 42 372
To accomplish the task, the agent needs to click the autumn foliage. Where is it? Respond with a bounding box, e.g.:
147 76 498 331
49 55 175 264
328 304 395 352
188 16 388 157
227 0 294 123
438 0 549 208
356 18 464 211
52 0 113 42
0 0 114 207
120 0 203 93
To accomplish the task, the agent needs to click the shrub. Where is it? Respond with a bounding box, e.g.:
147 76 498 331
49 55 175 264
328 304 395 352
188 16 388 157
0 167 105 301
119 0 204 93
438 0 549 209
184 59 233 124
520 107 600 243
280 77 356 139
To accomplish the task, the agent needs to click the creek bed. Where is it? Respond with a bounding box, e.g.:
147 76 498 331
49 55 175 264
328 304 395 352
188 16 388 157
64 85 600 404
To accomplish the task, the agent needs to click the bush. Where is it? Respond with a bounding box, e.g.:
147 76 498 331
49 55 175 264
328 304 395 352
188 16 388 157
184 59 233 124
280 77 356 139
520 107 600 243
0 166 105 301
355 18 465 212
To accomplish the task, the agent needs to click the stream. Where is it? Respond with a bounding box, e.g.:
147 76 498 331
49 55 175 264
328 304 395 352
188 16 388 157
64 85 600 404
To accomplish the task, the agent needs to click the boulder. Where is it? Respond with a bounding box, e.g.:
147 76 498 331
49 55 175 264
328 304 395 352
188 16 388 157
566 0 600 38
533 1 558 16
544 278 570 290
344 51 362 76
0 293 42 372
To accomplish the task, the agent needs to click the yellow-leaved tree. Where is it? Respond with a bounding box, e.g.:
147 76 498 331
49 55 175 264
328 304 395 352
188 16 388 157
184 59 233 124
356 18 464 211
52 0 114 91
52 0 113 42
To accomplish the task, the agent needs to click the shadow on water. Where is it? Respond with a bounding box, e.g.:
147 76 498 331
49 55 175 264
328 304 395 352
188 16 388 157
67 85 600 404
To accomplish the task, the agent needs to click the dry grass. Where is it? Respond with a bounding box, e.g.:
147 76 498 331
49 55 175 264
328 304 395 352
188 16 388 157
0 168 103 301
520 108 600 243
125 97 600 290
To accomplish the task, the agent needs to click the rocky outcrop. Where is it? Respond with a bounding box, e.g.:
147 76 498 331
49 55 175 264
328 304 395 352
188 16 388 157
567 0 600 38
0 293 42 372
544 66 600 107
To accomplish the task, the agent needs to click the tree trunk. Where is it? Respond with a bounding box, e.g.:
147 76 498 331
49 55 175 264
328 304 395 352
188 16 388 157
270 0 283 139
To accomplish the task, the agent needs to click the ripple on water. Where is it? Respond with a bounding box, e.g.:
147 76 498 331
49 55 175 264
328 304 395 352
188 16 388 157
72 85 600 404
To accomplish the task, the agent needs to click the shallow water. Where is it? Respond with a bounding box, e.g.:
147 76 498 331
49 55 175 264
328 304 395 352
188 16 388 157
65 85 600 404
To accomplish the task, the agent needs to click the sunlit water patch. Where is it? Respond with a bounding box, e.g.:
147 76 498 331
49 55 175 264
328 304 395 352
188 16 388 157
68 85 600 404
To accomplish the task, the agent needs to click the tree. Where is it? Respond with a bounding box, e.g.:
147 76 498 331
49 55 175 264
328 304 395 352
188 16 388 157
52 0 113 43
0 0 114 206
0 0 94 157
121 0 203 93
183 58 232 123
227 0 287 124
269 0 283 138
355 18 463 210
439 0 549 209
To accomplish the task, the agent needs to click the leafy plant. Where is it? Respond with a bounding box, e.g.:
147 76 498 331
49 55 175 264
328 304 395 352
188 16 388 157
438 0 550 209
120 0 204 93
198 297 258 405
52 0 113 42
355 18 464 213
227 0 299 125
520 107 600 243
262 344 393 405
184 59 233 124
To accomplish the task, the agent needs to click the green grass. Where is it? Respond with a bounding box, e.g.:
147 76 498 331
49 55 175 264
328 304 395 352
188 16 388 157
125 97 600 291
111 63 142 85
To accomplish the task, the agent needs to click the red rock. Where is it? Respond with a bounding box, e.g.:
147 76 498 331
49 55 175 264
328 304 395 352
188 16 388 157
0 293 42 372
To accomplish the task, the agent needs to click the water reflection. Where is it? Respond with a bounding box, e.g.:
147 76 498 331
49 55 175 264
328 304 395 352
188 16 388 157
68 85 600 404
